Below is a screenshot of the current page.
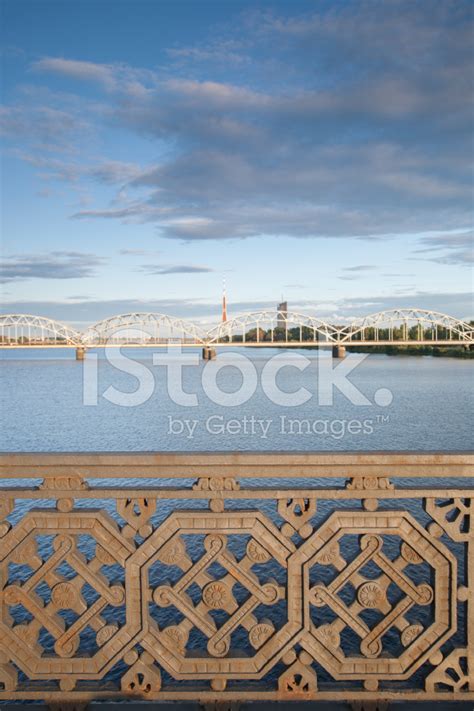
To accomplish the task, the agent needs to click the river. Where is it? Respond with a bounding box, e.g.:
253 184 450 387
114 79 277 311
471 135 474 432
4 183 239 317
0 347 472 451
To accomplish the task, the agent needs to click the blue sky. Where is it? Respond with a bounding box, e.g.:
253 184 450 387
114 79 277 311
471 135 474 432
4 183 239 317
1 0 473 327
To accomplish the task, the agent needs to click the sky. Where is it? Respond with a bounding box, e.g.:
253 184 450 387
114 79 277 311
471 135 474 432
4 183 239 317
1 0 473 327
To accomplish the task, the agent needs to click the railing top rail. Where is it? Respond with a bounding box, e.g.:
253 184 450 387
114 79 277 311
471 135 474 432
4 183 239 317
0 451 473 478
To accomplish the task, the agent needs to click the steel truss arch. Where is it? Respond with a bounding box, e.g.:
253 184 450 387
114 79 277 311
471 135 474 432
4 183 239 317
0 314 81 345
206 310 341 344
82 312 206 345
339 308 474 343
0 308 472 347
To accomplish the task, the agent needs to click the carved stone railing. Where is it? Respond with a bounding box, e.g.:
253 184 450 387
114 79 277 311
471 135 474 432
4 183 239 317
0 452 473 707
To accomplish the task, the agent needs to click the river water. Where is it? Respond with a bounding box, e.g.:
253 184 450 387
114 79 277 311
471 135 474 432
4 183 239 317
0 347 472 451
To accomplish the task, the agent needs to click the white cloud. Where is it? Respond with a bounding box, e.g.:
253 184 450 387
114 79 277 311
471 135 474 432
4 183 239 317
0 252 104 283
3 2 472 247
33 58 117 88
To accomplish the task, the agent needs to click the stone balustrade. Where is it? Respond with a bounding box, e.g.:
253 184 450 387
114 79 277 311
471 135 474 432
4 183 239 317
0 452 472 707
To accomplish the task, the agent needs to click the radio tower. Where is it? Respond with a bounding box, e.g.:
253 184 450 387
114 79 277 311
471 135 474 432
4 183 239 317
222 279 228 322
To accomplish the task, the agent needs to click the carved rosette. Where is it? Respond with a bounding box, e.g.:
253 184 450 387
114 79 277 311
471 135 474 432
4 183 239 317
346 476 394 490
38 475 89 513
193 476 240 491
192 476 240 512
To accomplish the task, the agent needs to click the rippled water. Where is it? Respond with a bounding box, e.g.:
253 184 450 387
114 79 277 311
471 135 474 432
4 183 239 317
1 347 473 451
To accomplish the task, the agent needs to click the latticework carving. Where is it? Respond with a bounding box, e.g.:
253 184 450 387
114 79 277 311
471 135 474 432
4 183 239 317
425 497 472 541
0 452 472 703
137 511 298 681
425 649 470 692
293 511 456 683
346 477 394 490
121 652 162 695
278 652 318 697
193 477 240 491
278 497 317 538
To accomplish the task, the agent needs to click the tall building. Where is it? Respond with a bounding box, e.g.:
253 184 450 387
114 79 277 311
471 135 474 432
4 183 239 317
277 300 287 329
222 281 228 322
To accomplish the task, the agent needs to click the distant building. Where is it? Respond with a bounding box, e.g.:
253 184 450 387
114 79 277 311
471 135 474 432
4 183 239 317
222 283 228 322
277 301 287 329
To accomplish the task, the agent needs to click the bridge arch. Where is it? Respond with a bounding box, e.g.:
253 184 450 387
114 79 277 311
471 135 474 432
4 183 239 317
82 312 206 345
206 310 341 344
0 314 81 345
339 309 474 343
1 308 471 348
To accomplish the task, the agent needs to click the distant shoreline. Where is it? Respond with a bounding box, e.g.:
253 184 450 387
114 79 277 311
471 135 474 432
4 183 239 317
348 344 474 359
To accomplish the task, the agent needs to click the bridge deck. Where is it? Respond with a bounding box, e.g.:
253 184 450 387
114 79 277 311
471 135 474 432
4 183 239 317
0 340 471 348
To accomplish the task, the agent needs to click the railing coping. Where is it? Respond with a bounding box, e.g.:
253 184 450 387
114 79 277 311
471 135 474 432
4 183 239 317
0 451 473 478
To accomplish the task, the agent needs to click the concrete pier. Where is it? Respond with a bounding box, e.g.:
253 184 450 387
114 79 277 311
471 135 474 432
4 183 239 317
202 347 217 361
75 346 86 360
332 345 346 359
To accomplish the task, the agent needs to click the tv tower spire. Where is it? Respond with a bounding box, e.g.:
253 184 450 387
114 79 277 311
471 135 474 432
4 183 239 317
222 278 227 323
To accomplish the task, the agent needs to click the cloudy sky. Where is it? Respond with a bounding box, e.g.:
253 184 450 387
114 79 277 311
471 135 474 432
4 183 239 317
1 0 473 327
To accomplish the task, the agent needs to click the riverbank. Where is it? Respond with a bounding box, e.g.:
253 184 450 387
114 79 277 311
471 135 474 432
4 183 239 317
350 344 474 358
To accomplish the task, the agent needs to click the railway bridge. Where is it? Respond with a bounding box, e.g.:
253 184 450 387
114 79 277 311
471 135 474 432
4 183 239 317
0 308 472 360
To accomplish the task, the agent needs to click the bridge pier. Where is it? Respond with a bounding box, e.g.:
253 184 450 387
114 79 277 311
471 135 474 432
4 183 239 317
75 346 86 360
332 345 346 359
202 347 217 361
